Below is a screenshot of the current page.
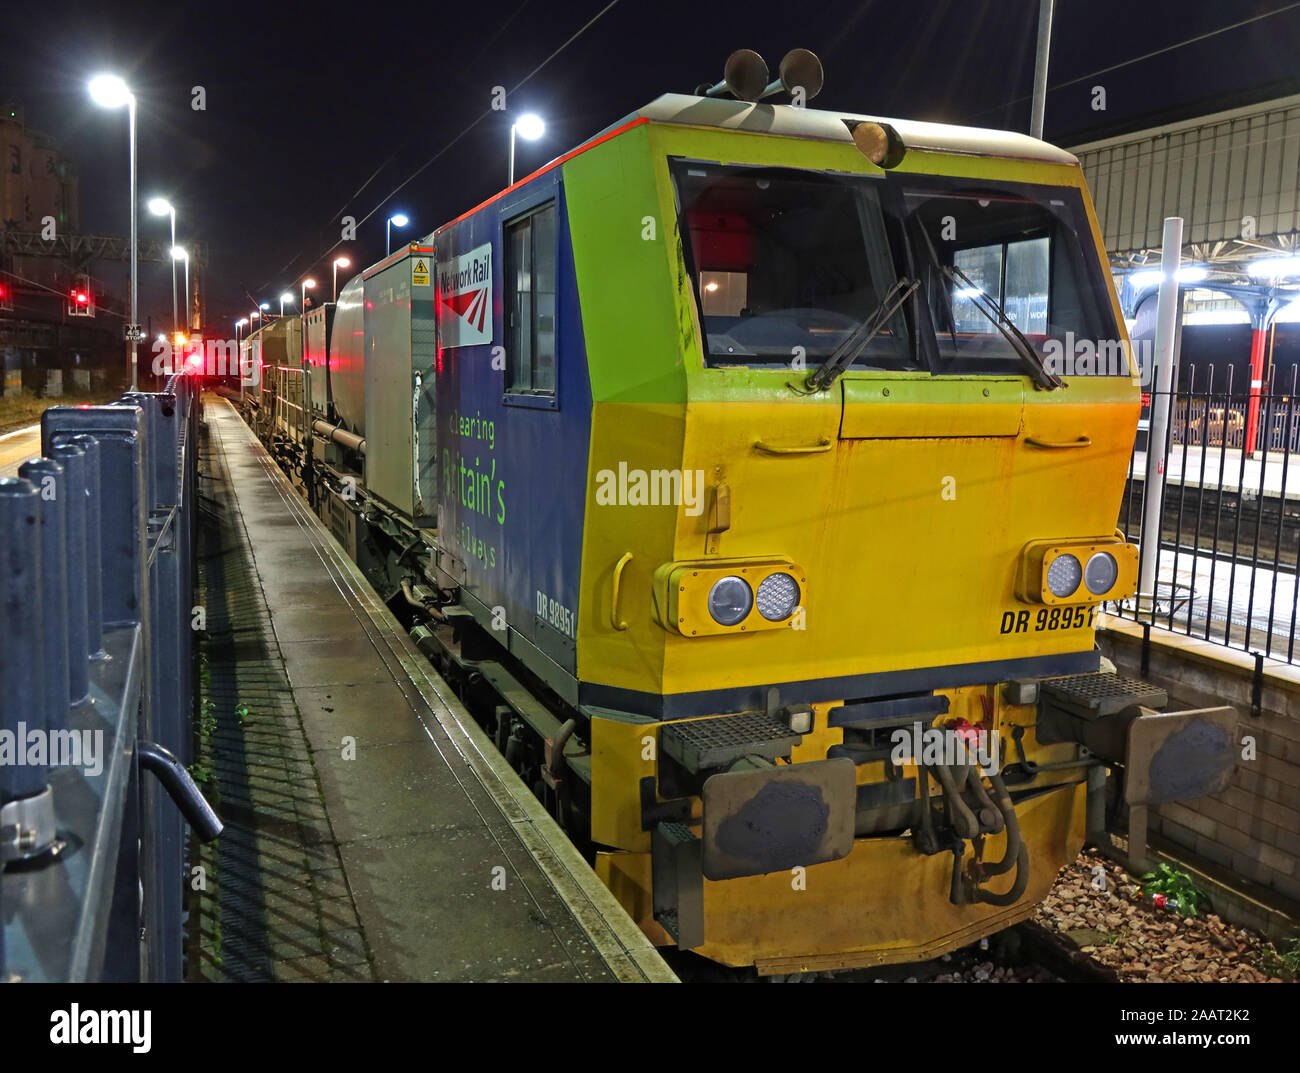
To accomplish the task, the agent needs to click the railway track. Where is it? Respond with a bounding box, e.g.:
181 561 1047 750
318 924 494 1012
1122 476 1300 574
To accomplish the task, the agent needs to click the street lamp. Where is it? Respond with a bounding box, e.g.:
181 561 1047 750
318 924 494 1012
280 291 294 316
386 213 409 256
508 113 545 186
148 197 179 340
171 246 190 331
332 256 350 301
236 317 248 346
89 73 139 388
301 278 316 313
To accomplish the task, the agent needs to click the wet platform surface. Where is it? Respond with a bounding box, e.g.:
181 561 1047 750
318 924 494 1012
191 397 674 982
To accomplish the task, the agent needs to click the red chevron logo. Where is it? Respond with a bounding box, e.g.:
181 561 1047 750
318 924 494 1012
446 286 488 333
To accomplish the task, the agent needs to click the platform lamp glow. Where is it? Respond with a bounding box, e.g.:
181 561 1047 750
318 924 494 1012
508 113 545 185
386 214 409 257
332 257 350 301
148 197 179 340
280 291 293 317
301 278 316 313
171 247 190 334
236 317 248 346
89 73 139 388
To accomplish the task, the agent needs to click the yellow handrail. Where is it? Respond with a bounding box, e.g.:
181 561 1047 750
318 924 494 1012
611 552 633 631
753 437 832 455
1025 435 1092 449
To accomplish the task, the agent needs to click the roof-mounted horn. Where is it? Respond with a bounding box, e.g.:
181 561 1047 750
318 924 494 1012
699 49 770 103
759 49 824 103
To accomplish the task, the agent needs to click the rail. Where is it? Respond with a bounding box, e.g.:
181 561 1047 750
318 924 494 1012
0 370 221 982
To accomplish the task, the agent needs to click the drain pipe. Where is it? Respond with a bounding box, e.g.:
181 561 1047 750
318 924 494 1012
1137 215 1184 613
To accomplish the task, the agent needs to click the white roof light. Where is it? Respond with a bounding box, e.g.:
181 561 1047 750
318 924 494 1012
1246 255 1300 280
1129 266 1207 291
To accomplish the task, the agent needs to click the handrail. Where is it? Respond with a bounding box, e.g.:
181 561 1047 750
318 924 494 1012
611 552 633 631
753 437 833 455
1025 435 1092 449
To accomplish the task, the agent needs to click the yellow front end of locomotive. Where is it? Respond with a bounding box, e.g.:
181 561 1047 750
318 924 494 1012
564 111 1139 967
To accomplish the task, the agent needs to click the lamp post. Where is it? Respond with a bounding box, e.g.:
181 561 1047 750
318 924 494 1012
301 278 316 313
508 113 545 186
236 317 248 346
280 291 293 317
386 214 409 256
332 257 350 301
89 73 139 389
148 197 178 340
171 247 190 333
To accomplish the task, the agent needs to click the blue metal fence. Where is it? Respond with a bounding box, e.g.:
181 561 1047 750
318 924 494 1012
0 371 221 983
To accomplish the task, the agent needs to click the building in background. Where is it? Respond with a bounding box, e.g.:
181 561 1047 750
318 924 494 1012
1 100 132 396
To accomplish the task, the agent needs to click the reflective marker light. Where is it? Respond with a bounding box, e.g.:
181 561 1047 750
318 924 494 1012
756 572 800 621
708 575 753 626
1084 551 1119 595
851 121 906 168
1046 553 1082 598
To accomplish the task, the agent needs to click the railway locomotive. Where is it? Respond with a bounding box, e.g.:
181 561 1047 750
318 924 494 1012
233 51 1236 973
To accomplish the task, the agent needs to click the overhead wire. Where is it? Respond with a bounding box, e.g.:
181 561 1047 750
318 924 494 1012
261 0 619 289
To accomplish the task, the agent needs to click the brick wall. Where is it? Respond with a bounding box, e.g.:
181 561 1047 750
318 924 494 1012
1097 621 1300 912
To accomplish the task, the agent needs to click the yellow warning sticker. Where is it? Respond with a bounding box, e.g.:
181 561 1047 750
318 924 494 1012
412 257 430 286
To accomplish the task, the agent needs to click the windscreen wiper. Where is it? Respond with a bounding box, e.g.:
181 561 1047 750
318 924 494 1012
944 265 1064 390
801 277 918 393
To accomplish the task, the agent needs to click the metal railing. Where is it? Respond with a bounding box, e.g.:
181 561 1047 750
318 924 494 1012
0 371 222 983
1114 364 1300 663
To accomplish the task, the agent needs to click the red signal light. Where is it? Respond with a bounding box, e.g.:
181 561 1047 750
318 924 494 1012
75 291 88 304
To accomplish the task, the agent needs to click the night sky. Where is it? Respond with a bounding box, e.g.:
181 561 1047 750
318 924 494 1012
5 0 1300 335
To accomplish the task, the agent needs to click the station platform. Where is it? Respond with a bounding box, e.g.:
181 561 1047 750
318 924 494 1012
191 397 675 983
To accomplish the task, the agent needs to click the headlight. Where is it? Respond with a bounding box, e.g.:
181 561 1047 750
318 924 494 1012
708 575 753 626
1045 553 1082 598
1084 551 1119 595
756 572 800 621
